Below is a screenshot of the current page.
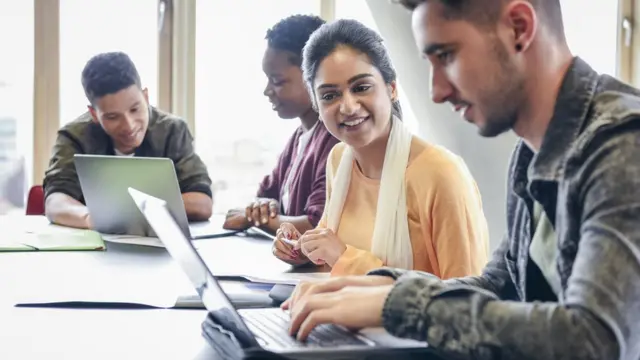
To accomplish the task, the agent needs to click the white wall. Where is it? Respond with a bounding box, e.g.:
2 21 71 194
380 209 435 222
366 0 517 250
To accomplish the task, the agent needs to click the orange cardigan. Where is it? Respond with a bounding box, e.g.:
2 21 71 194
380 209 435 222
317 137 490 279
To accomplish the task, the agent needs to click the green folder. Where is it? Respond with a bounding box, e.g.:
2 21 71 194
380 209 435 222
0 227 105 252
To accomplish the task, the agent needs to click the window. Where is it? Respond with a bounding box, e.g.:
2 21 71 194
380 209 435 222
59 0 159 126
335 0 420 134
194 0 321 214
562 0 619 76
0 0 34 214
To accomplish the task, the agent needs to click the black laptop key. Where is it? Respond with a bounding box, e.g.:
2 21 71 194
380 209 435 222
243 314 298 348
269 311 365 347
305 324 365 347
245 309 366 348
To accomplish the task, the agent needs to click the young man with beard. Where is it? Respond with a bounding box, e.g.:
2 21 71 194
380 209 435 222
282 1 640 359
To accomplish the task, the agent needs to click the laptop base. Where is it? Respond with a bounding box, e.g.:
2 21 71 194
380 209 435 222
201 312 443 360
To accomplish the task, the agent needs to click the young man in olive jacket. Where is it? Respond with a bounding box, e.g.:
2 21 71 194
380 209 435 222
44 52 213 229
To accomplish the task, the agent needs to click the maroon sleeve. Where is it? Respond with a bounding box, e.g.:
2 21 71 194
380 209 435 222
257 129 299 200
304 125 340 226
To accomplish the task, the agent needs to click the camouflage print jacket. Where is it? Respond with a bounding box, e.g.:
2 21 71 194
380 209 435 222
370 57 640 360
43 107 212 203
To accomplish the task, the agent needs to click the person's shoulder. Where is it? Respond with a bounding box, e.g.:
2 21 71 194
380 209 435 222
148 107 190 134
407 136 463 171
58 111 103 148
405 136 474 189
314 121 340 143
576 82 640 155
588 75 640 127
60 111 94 134
310 122 341 161
326 142 347 175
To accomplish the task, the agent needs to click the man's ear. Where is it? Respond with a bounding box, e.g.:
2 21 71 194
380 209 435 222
88 106 99 124
503 0 537 53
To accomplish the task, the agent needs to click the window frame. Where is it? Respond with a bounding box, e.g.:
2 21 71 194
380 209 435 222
619 0 640 86
33 0 60 187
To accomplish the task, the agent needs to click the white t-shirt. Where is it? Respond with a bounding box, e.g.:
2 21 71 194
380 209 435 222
114 148 135 157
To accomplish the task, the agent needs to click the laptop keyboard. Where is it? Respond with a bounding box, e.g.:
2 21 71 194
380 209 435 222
240 308 367 349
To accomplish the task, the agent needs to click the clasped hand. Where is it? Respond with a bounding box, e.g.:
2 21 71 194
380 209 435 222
273 224 348 267
295 228 347 267
223 198 279 230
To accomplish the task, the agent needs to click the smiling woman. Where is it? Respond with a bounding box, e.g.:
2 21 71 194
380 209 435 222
271 19 491 278
335 0 420 134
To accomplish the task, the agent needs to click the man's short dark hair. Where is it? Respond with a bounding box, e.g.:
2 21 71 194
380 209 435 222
265 14 326 66
395 0 564 37
81 52 142 105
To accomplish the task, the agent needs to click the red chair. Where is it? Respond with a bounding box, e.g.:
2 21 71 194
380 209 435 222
26 185 45 215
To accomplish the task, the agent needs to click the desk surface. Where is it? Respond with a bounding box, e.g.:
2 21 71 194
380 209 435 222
0 216 294 359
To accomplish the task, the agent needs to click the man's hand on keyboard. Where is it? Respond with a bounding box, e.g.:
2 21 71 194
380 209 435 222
287 284 393 341
281 275 394 312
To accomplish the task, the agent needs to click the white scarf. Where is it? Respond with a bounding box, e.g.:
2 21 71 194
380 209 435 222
326 116 414 269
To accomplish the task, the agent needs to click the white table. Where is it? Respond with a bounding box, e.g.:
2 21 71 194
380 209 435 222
0 216 290 359
0 216 443 360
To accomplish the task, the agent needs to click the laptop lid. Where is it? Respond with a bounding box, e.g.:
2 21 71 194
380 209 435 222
128 188 260 349
74 154 191 238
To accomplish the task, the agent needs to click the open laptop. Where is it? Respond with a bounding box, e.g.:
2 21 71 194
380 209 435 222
129 188 428 359
74 154 237 239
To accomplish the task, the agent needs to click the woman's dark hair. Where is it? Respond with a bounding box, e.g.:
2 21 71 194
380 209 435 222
265 14 326 67
302 19 402 119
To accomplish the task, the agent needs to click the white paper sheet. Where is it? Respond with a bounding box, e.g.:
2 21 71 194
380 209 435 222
220 272 330 286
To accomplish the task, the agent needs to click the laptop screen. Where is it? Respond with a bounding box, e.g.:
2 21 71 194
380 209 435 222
129 188 259 348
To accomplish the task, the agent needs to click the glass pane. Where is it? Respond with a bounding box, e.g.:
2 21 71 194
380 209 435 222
195 0 321 214
0 0 34 214
562 0 619 76
59 0 159 126
335 0 420 134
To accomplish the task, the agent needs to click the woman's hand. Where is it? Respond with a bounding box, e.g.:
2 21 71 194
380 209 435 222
246 198 279 227
272 223 309 266
296 228 346 267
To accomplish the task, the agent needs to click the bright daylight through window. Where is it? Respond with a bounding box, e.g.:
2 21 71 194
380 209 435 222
194 0 321 214
561 0 619 76
0 0 33 214
59 0 158 126
335 0 420 135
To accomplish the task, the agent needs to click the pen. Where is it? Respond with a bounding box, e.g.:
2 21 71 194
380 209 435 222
250 227 298 247
250 226 275 240
280 237 298 247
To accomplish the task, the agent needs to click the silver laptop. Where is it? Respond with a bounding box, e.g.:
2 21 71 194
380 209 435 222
74 154 236 239
129 187 428 358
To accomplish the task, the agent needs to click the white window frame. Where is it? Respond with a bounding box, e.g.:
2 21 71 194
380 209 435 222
619 0 639 85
